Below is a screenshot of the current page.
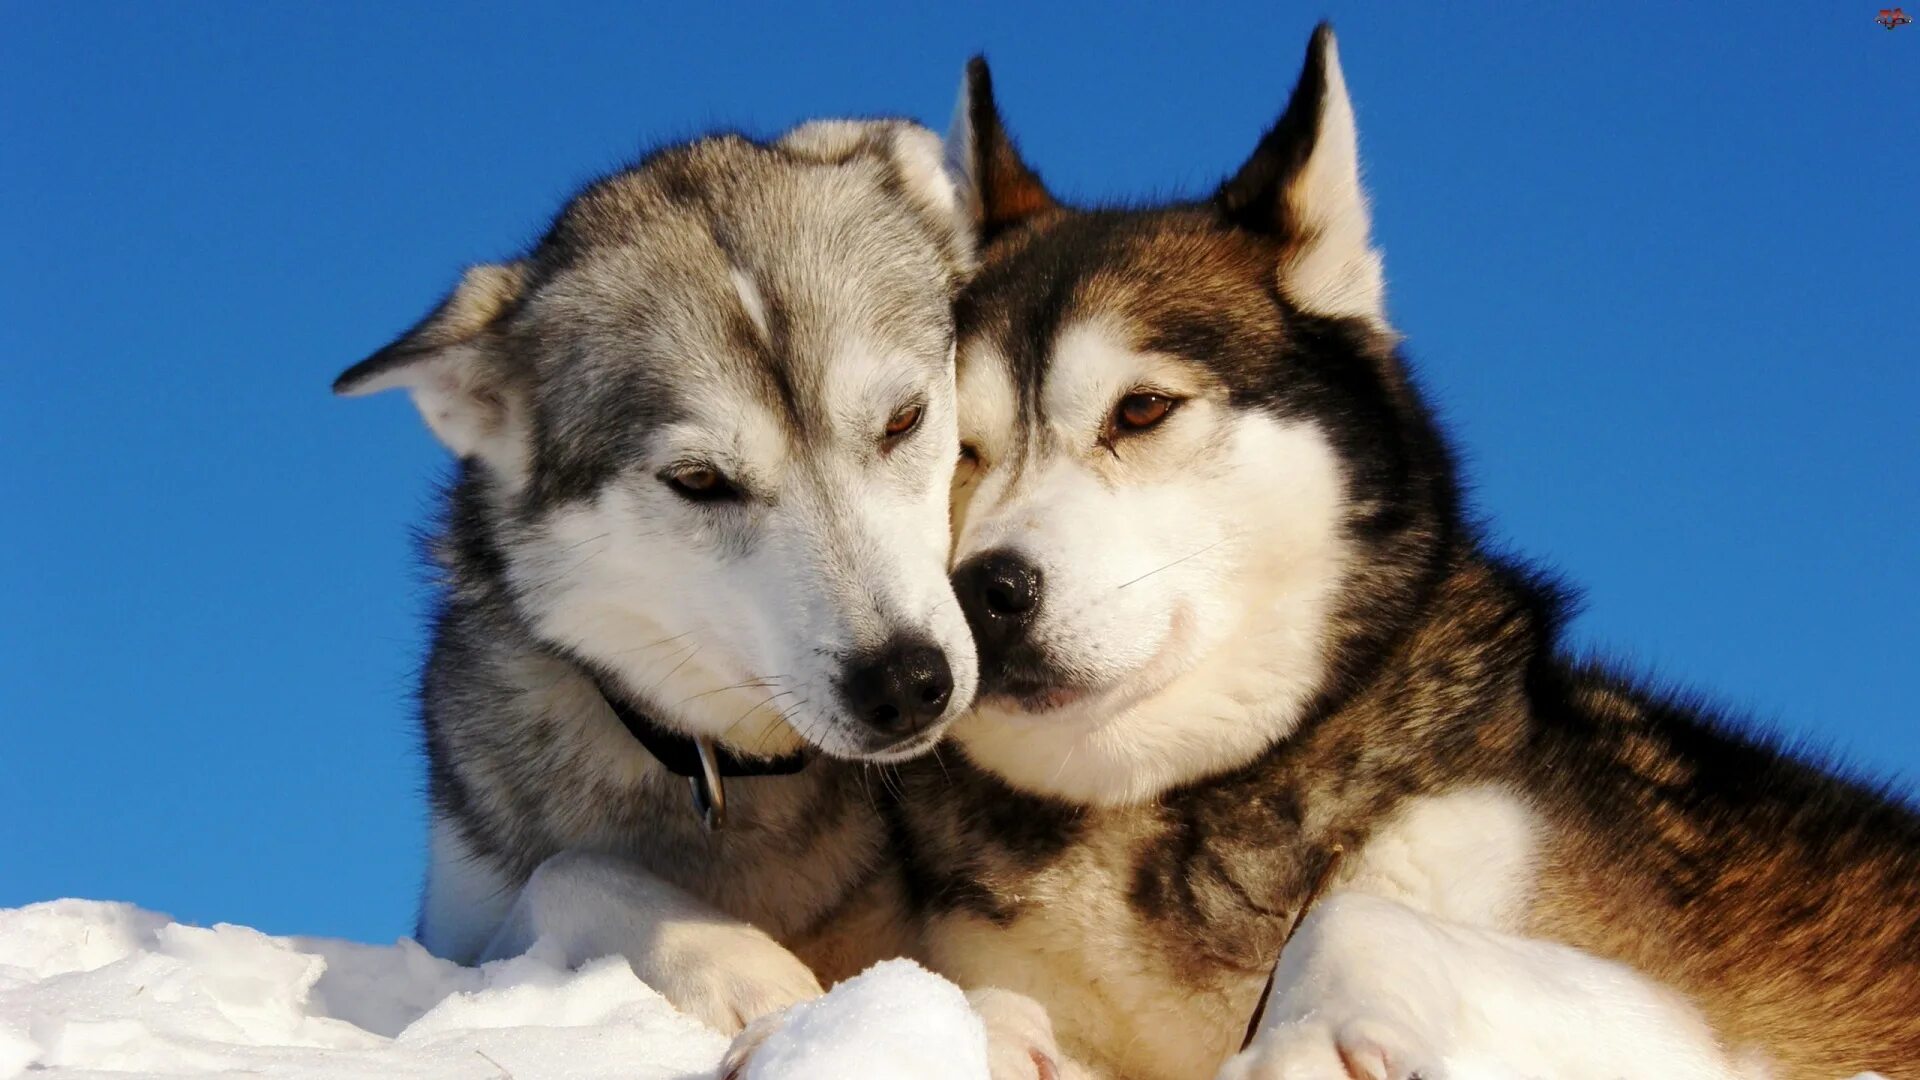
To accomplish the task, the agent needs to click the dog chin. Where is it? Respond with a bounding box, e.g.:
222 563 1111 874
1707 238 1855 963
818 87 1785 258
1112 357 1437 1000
809 716 957 764
957 676 1193 806
857 725 953 764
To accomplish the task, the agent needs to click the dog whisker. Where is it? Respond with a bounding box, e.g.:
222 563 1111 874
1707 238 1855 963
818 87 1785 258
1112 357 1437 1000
599 630 698 659
1114 537 1230 592
672 675 790 709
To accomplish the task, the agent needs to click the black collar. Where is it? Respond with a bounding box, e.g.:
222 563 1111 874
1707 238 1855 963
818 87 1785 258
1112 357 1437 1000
591 673 812 830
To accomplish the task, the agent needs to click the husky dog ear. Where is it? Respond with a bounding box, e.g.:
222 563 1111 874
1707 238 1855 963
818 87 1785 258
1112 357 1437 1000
333 261 532 485
946 56 1058 243
780 119 975 280
882 123 978 280
1216 24 1385 322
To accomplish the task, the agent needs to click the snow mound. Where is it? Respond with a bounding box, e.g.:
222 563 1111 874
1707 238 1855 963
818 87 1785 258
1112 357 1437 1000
740 959 985 1080
0 900 977 1079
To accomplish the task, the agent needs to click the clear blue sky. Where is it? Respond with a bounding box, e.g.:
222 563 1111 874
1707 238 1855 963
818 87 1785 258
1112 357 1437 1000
3 4 1914 945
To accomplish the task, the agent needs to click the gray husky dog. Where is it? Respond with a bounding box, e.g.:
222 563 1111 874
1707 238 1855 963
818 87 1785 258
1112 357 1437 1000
335 118 976 1031
871 28 1917 1080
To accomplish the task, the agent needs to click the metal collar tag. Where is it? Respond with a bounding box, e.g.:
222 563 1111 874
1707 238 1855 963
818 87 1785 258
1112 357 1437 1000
689 737 727 832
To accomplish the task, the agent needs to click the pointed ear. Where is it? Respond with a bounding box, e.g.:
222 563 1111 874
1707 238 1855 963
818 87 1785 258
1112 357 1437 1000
1216 24 1385 322
778 119 976 281
879 123 978 280
334 261 533 485
945 56 1058 243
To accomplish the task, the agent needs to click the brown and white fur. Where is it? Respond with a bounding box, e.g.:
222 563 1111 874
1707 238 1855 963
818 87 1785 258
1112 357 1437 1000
880 27 1920 1080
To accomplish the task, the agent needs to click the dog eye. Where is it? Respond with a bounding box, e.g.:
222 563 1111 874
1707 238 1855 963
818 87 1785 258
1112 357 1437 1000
1110 392 1179 436
662 465 742 503
882 403 924 444
955 442 984 480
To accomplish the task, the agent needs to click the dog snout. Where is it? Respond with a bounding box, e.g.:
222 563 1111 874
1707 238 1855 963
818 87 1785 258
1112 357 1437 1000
836 635 955 740
954 550 1042 656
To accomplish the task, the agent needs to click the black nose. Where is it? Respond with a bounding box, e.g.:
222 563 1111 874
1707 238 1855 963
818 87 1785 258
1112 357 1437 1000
953 550 1042 655
837 636 955 738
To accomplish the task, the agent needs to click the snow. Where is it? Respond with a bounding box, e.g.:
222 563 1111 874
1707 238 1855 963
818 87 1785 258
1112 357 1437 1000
735 960 985 1080
0 900 975 1079
0 899 1894 1080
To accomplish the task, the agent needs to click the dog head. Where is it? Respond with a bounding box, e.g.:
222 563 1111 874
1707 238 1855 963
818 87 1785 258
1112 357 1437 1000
338 121 978 762
945 29 1454 803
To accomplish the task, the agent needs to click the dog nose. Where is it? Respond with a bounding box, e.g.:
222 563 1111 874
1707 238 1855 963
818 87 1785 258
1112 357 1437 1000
953 550 1042 652
837 636 955 737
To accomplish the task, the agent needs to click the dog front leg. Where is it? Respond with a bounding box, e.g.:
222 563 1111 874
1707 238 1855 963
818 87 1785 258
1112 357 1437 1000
1220 891 1760 1080
482 849 823 1035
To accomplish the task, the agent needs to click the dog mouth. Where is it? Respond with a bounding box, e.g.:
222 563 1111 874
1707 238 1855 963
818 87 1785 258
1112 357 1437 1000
982 676 1092 716
977 652 1102 716
974 633 1091 714
978 606 1195 722
851 724 951 763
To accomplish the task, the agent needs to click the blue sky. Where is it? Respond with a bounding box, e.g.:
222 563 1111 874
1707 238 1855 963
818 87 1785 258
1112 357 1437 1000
2 3 1914 945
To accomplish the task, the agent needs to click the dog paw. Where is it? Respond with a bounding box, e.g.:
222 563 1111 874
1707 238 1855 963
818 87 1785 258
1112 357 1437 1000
481 851 823 1036
659 935 823 1036
716 1008 786 1080
967 987 1084 1080
1217 1018 1436 1080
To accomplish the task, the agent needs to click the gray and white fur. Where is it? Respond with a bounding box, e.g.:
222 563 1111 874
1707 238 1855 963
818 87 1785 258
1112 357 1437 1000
335 118 976 1031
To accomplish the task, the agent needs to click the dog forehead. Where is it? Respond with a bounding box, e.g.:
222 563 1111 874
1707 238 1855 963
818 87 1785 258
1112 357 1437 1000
520 162 953 463
961 209 1285 416
544 144 952 352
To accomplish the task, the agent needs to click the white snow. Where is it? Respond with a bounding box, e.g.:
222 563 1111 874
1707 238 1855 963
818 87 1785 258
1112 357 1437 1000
735 960 985 1080
0 899 1894 1080
0 899 982 1080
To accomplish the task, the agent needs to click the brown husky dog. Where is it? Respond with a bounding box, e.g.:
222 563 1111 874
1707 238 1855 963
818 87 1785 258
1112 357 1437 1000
878 25 1919 1080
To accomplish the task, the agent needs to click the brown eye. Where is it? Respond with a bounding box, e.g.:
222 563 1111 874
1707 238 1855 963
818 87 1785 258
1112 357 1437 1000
1111 392 1178 435
955 442 983 481
883 403 924 443
663 465 741 503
